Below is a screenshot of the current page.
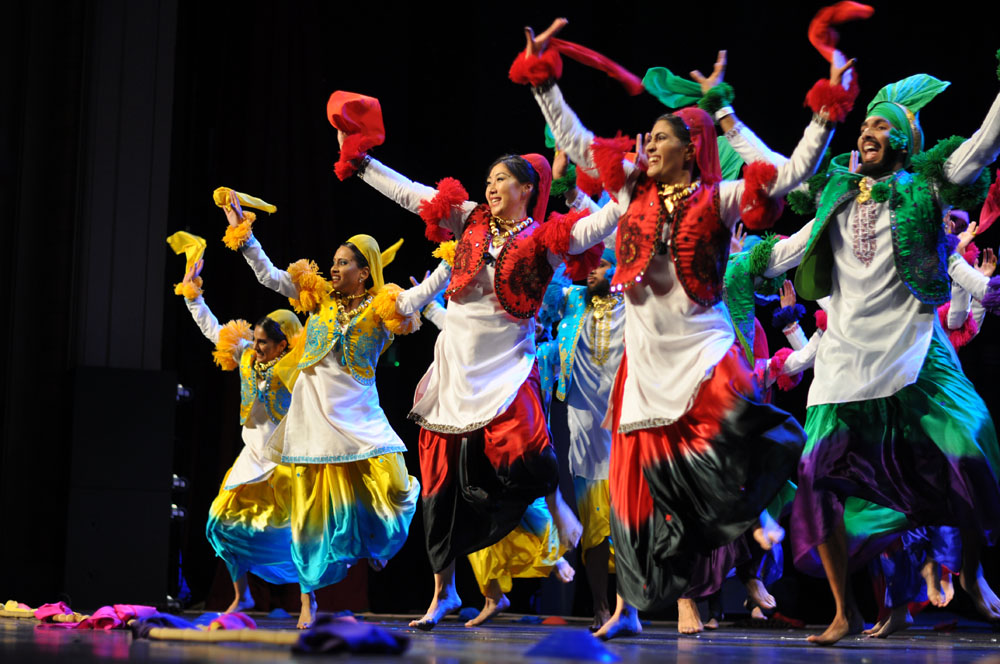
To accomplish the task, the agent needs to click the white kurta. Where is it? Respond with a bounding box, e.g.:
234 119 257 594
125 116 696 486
359 158 622 434
184 295 279 487
532 82 834 432
565 299 624 480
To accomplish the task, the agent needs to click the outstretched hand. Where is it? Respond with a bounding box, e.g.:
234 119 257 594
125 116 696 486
730 222 746 254
225 190 244 227
634 132 649 172
409 270 431 287
957 221 979 255
829 49 856 90
779 280 797 308
690 50 727 95
977 247 997 277
849 150 861 174
183 258 204 286
524 18 568 56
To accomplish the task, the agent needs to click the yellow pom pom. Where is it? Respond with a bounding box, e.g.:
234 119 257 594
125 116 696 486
173 277 203 300
213 319 252 370
372 283 421 335
222 212 256 250
287 259 333 314
432 240 456 266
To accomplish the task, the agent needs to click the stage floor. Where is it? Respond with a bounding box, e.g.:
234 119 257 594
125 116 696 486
3 612 999 663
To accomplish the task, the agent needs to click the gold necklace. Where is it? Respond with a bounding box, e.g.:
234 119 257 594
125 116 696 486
659 179 700 214
588 294 621 365
335 293 373 329
856 176 875 204
489 216 533 247
253 351 285 384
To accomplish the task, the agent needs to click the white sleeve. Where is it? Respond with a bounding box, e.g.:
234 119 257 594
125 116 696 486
567 188 601 214
395 261 452 316
240 235 298 298
719 119 833 227
422 300 447 331
184 295 222 345
358 157 478 238
764 220 815 277
971 298 986 331
782 321 809 351
943 90 1000 185
948 252 991 301
781 330 821 375
532 82 598 171
724 119 790 166
568 194 628 253
947 281 972 329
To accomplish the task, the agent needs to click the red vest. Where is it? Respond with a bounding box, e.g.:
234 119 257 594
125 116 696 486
612 176 730 307
445 203 555 319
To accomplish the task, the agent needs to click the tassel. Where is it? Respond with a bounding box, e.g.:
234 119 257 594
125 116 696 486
509 46 562 87
213 320 252 371
432 240 457 267
937 303 979 349
418 178 467 242
740 162 785 229
286 260 333 314
804 75 860 124
768 347 803 391
591 134 633 197
222 213 256 251
372 283 421 335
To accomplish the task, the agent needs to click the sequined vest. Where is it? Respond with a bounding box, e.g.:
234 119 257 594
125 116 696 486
296 296 391 386
795 167 950 305
612 176 729 307
238 349 292 425
446 203 555 319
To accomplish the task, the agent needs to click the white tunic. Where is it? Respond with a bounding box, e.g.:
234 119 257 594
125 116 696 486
534 83 834 432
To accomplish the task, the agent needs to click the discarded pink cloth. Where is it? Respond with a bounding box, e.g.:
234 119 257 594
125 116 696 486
113 605 157 621
209 612 257 630
34 602 74 621
74 604 156 630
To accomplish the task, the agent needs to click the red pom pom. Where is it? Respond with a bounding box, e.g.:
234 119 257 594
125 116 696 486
804 75 859 124
537 208 587 256
964 241 980 266
814 310 828 332
740 161 785 230
565 243 603 281
591 134 633 197
937 303 979 349
509 47 563 87
418 177 467 242
576 168 603 197
334 133 368 181
768 347 803 391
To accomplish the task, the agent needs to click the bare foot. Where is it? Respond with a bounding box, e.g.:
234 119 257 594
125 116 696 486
554 558 575 583
225 576 254 614
297 592 318 630
864 606 912 638
590 607 612 632
464 584 510 628
960 565 1000 622
942 573 956 605
368 558 386 572
677 598 703 635
594 600 641 641
409 591 462 631
753 511 785 552
704 617 719 629
807 610 863 645
744 578 777 612
921 559 948 608
750 606 767 620
547 490 583 550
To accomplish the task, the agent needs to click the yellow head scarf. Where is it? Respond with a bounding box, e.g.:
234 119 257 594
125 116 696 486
344 235 403 293
265 309 303 345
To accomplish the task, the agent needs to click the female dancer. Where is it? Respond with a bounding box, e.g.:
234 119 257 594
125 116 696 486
335 101 616 627
514 19 853 638
221 194 441 628
173 247 303 615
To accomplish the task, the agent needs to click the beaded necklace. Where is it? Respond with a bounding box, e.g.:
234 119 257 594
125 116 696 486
489 216 533 247
588 293 622 365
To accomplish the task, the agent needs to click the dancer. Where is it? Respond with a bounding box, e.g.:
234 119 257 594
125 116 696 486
169 234 303 615
334 86 616 628
515 19 848 639
220 192 439 628
761 67 1000 643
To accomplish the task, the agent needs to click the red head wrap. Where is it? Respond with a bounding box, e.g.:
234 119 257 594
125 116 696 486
520 153 552 223
674 107 721 186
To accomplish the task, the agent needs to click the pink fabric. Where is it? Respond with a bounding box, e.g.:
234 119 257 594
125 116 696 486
808 2 874 62
210 612 257 630
76 605 123 630
34 602 73 621
114 604 157 621
979 170 1000 234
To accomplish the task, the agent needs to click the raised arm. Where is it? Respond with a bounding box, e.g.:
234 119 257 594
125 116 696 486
943 89 1000 185
396 261 452 316
764 220 815 277
220 193 298 298
181 259 222 344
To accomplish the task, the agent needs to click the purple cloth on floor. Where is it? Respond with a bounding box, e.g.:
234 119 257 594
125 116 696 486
210 613 256 630
131 613 200 638
34 602 73 621
293 615 408 655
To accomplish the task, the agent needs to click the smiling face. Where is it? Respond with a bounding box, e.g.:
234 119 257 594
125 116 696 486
486 162 533 219
253 325 287 363
587 259 613 296
645 118 694 184
857 115 905 176
329 245 370 296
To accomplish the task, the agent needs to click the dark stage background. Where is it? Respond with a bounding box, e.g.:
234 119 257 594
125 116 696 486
3 0 999 621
